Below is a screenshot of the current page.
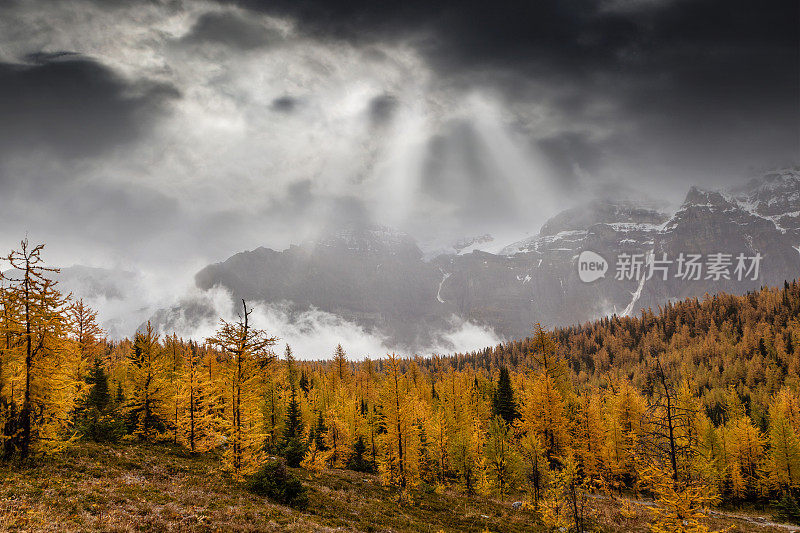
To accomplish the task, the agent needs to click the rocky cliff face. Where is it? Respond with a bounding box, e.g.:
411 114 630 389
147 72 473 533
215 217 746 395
195 227 450 347
186 169 800 349
731 169 800 242
638 182 800 309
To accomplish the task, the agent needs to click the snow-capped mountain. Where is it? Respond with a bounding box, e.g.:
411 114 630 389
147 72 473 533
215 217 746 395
730 169 800 241
500 200 669 256
57 169 799 350
188 170 800 349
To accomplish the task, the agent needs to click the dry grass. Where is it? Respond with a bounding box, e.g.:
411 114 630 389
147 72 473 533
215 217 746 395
0 443 794 532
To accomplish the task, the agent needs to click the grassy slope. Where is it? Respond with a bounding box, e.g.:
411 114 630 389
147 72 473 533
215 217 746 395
0 443 790 532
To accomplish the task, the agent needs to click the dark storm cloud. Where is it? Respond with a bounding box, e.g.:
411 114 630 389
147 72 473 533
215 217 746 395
228 0 799 180
179 10 283 50
227 0 796 83
270 95 297 112
368 94 398 127
0 53 178 161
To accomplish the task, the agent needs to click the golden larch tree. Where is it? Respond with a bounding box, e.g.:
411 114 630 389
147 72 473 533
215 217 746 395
126 322 168 440
207 300 277 479
178 341 216 452
1 240 76 459
379 353 418 497
768 387 800 494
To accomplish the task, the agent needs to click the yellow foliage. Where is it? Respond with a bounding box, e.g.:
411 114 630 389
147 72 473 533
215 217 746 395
640 463 721 533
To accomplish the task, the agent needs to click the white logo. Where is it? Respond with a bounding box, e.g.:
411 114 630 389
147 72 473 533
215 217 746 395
578 250 608 283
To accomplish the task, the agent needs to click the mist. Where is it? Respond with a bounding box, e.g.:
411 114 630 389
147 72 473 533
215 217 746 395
146 286 502 360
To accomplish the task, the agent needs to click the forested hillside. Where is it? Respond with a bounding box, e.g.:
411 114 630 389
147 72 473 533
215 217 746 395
1 240 799 532
442 281 800 434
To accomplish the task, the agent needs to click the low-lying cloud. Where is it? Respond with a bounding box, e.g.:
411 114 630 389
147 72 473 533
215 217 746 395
148 285 502 359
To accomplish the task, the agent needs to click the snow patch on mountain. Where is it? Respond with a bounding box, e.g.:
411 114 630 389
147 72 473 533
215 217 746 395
727 169 800 236
622 274 647 317
422 233 511 259
436 268 451 303
500 230 587 256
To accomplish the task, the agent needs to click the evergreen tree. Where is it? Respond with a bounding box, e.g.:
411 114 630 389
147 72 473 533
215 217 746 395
491 366 518 424
299 371 309 394
247 458 309 509
282 385 305 466
313 411 328 451
75 358 123 442
263 373 282 453
347 435 374 473
773 493 800 525
281 345 306 467
417 421 436 484
86 357 111 410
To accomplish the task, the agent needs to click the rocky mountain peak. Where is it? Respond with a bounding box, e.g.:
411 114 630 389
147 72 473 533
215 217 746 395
538 199 668 237
683 186 729 207
730 169 800 227
500 199 667 256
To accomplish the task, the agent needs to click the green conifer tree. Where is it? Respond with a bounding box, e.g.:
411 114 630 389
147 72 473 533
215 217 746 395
281 345 306 467
492 366 518 424
75 358 123 442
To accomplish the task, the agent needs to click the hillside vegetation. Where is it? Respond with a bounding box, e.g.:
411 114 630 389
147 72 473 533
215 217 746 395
1 239 799 532
2 441 794 532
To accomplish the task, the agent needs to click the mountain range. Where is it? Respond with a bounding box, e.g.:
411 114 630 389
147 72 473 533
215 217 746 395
50 169 800 353
191 169 800 350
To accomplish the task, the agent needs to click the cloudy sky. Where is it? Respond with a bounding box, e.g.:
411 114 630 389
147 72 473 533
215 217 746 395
0 0 797 278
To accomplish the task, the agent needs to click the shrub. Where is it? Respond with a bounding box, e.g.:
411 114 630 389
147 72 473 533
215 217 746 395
78 408 125 443
247 458 308 508
773 493 800 525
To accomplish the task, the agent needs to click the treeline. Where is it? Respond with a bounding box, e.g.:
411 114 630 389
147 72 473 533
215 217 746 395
1 240 799 531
